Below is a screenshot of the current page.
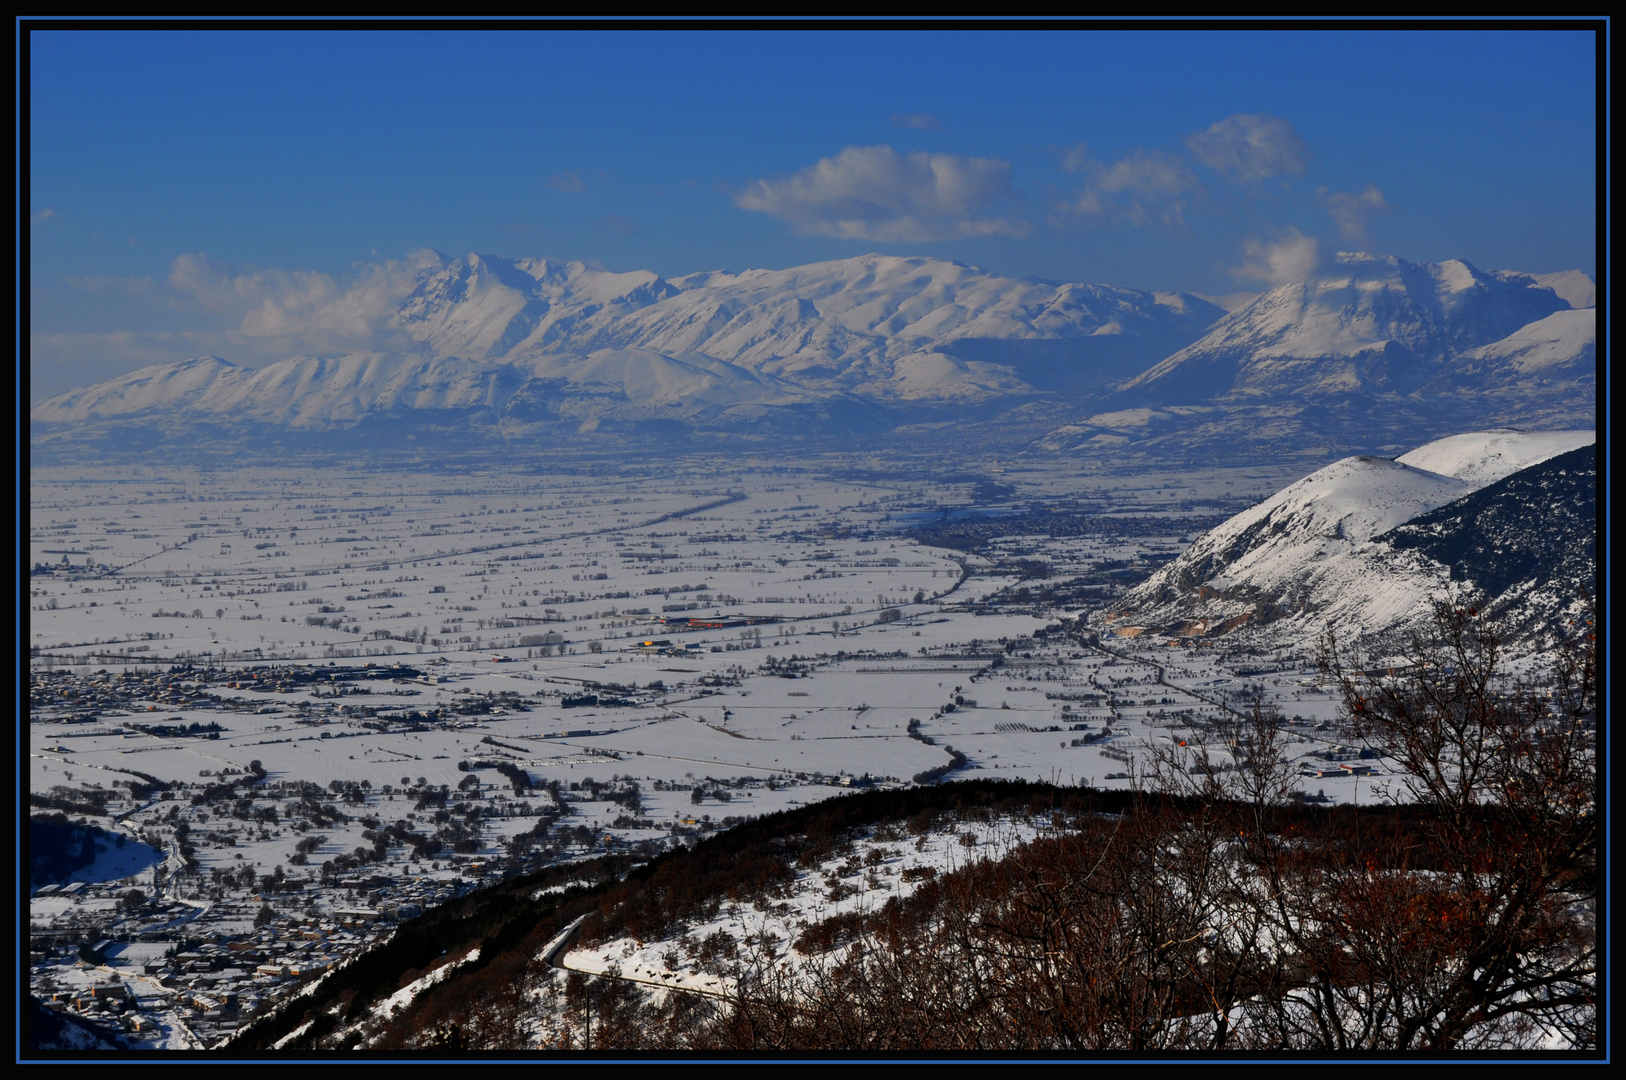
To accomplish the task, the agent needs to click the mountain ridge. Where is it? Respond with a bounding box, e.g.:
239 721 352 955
31 251 1594 458
1115 253 1573 405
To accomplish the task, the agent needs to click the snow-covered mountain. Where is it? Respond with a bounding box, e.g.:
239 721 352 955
1380 443 1596 648
28 346 862 442
31 250 1594 454
1106 429 1595 652
1427 307 1595 395
1117 253 1573 404
1513 269 1595 311
32 252 1231 439
392 251 1227 404
1391 427 1597 488
30 353 530 429
392 254 682 362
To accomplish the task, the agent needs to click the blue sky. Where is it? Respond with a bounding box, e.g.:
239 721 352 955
26 26 1600 398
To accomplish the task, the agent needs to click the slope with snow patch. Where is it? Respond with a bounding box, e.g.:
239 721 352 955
1427 308 1595 396
1393 428 1594 487
1108 429 1595 649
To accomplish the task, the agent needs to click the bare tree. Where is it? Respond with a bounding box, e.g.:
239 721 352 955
1308 599 1597 1049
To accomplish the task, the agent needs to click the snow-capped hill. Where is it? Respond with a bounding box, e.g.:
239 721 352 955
29 356 253 423
1117 253 1570 404
1131 455 1472 606
1495 269 1595 310
1394 428 1594 488
1429 308 1595 396
531 254 1224 400
1107 428 1596 650
393 252 680 361
30 352 530 429
1380 444 1596 647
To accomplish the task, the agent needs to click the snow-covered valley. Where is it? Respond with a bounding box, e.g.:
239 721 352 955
28 428 1595 1050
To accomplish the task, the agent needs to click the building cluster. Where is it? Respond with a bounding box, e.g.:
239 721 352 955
30 868 478 1048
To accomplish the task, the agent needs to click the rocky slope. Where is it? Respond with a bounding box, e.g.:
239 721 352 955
1380 443 1596 648
1105 429 1595 653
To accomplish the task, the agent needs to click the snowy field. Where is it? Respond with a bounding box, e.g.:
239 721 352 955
29 456 1350 807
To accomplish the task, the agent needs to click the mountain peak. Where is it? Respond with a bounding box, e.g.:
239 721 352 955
1117 254 1571 405
30 250 1594 454
1108 429 1595 649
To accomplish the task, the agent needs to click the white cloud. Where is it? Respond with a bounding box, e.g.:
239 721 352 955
890 113 941 131
35 251 449 400
166 250 438 342
1231 228 1320 284
1056 148 1202 229
734 145 1029 242
1318 184 1391 242
1096 151 1197 199
548 170 586 193
1058 143 1091 175
1185 114 1309 183
65 274 153 295
32 329 202 369
32 207 60 225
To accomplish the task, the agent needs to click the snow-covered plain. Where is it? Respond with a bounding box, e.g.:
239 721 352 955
30 458 1342 808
